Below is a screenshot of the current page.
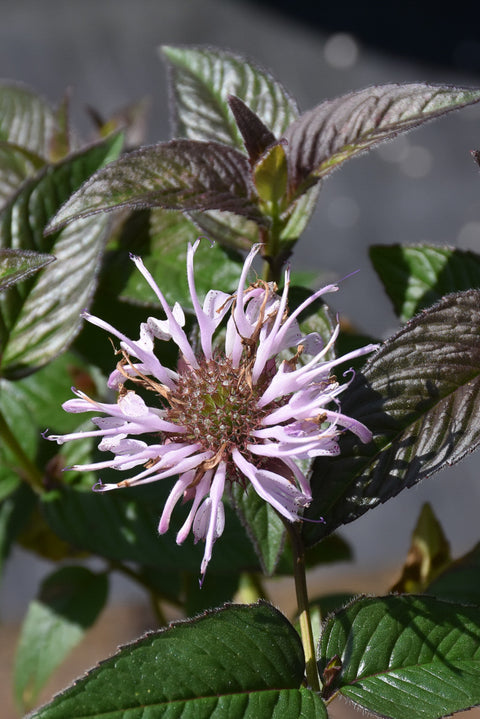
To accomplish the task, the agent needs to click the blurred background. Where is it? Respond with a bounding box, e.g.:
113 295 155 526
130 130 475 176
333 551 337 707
1 1 480 716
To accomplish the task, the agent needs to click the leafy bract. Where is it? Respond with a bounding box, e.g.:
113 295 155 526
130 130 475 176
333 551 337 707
0 248 54 291
162 45 298 148
284 84 480 194
30 602 326 719
0 133 123 377
370 244 480 321
46 140 263 233
319 595 480 719
304 290 480 545
14 566 108 714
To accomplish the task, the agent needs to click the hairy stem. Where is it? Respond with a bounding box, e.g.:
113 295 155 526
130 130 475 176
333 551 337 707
285 519 321 693
0 409 44 493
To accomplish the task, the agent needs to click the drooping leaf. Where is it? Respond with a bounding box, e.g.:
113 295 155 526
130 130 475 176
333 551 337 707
0 248 54 291
391 502 451 594
0 133 123 377
319 595 480 719
46 140 264 234
426 542 480 606
162 45 298 148
29 602 326 719
370 244 480 321
284 84 480 194
0 83 57 158
14 566 108 714
304 290 480 545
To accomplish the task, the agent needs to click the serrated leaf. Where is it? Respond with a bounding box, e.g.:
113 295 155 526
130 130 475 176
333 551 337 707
284 84 480 193
391 502 451 594
162 45 298 148
0 83 57 158
427 542 480 606
41 483 260 575
0 133 123 377
319 595 480 719
14 566 108 713
304 290 480 545
370 244 480 321
47 140 263 234
30 602 326 719
0 248 54 291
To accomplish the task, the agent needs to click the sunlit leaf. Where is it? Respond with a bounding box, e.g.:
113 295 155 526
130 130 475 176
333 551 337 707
0 133 123 377
370 244 480 321
0 248 54 291
319 595 480 719
162 45 298 148
284 84 480 194
47 140 263 233
304 290 480 545
30 602 326 719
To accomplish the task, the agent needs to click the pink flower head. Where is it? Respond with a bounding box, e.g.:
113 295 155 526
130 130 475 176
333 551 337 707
47 241 377 580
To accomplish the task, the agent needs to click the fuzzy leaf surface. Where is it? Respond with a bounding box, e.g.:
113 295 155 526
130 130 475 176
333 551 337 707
14 566 108 714
0 248 54 291
0 83 57 157
319 595 480 719
47 140 263 233
284 84 480 193
30 602 326 719
304 290 480 544
0 134 122 377
370 244 480 321
162 45 298 148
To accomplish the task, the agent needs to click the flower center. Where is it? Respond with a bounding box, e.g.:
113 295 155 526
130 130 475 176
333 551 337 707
166 356 267 457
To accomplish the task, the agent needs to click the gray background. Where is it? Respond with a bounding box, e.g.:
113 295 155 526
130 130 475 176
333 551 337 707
2 0 480 617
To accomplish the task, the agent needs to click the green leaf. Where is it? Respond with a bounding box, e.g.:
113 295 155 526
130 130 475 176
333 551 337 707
162 45 298 148
110 208 243 307
14 566 108 714
30 601 326 719
41 483 260 575
254 143 288 205
0 247 54 291
0 142 45 207
229 481 286 576
0 133 123 377
391 502 451 594
319 595 480 719
46 140 264 234
284 84 480 194
427 542 480 606
370 244 480 321
304 290 480 545
188 208 259 250
0 83 57 158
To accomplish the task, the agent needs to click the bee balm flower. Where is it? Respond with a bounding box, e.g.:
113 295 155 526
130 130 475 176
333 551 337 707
48 242 377 580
